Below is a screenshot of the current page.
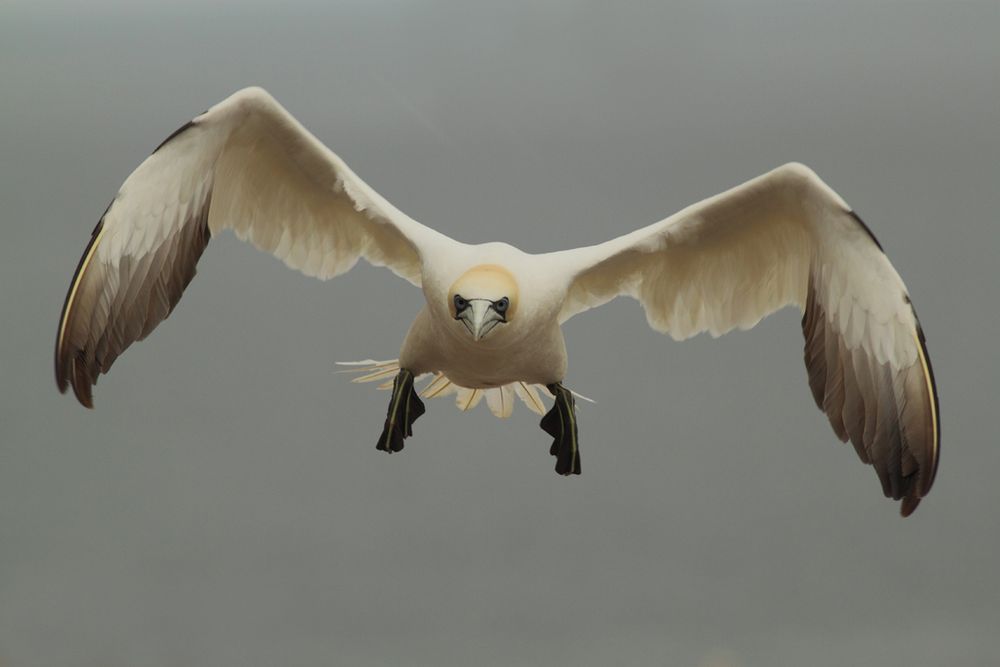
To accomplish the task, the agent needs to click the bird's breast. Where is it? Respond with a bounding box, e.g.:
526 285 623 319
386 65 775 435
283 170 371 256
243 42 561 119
400 307 567 388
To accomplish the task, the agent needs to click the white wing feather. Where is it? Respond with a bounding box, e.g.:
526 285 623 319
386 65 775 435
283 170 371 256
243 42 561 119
551 163 938 515
57 88 455 406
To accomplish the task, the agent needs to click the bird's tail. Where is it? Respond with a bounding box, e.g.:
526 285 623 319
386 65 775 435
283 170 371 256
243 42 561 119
335 359 593 419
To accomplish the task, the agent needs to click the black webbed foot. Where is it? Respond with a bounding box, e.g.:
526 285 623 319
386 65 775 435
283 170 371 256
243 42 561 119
376 369 425 453
540 382 581 475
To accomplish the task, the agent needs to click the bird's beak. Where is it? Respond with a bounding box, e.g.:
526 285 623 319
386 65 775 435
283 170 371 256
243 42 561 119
460 299 504 341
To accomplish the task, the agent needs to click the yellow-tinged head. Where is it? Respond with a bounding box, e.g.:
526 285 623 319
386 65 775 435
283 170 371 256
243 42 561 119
448 264 519 341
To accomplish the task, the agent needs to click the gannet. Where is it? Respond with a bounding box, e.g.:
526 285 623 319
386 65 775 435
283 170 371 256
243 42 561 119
55 87 939 515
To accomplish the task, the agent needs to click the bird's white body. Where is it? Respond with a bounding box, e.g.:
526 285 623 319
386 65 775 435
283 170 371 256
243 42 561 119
401 242 568 387
56 87 940 514
401 303 568 389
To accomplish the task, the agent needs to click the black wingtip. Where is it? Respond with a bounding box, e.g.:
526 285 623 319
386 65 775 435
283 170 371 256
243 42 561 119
55 212 108 404
847 210 885 252
151 118 198 154
913 320 941 494
900 496 921 518
70 357 95 409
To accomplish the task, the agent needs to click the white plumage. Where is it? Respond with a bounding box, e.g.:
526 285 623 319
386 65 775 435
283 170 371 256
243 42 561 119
56 87 939 515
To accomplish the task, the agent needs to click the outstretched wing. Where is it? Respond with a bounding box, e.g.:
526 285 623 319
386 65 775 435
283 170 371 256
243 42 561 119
56 87 451 407
553 163 939 516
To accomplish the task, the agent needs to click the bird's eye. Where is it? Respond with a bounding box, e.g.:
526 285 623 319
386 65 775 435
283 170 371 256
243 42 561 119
494 297 509 313
454 295 467 311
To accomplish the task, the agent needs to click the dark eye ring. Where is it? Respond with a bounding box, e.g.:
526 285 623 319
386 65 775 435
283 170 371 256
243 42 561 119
454 295 468 311
494 297 509 313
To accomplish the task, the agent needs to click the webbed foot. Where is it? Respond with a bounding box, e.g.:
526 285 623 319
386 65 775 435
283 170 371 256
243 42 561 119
376 369 425 453
540 382 581 475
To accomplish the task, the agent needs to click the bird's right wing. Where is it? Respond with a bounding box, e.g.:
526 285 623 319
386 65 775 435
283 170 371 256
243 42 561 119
550 163 938 515
56 87 454 407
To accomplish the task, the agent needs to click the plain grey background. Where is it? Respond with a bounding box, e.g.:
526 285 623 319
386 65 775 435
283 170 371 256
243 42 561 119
2 1 997 665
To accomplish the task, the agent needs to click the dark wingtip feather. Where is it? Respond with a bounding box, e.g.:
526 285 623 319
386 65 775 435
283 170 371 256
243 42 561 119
70 357 95 409
912 315 941 494
801 265 939 514
56 187 213 409
55 353 69 394
151 118 198 154
900 496 921 518
55 212 108 403
847 210 885 252
55 331 71 394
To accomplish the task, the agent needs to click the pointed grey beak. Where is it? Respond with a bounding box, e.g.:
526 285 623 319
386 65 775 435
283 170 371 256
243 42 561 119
460 299 504 341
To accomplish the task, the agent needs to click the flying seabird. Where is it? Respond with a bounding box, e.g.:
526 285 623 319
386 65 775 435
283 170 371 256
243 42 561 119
55 87 939 515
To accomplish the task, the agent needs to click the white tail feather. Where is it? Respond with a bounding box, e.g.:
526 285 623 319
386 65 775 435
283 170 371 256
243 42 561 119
337 359 592 418
421 373 456 399
485 385 515 419
335 359 398 371
350 366 400 384
456 387 484 411
514 382 547 415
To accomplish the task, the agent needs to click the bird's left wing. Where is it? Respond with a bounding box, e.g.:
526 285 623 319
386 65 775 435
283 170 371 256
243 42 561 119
56 87 451 407
551 163 939 515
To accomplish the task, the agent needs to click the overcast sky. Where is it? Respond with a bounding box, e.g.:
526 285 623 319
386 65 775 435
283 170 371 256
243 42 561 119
2 2 998 666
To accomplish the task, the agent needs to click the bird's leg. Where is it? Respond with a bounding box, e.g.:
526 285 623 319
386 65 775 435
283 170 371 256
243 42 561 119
376 368 426 453
540 382 581 475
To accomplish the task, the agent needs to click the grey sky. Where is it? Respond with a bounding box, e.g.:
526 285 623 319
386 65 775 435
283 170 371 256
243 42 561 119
2 2 998 666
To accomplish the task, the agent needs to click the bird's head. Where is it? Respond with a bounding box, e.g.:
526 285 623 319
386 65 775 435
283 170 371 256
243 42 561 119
448 264 519 342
